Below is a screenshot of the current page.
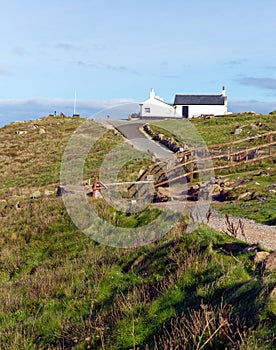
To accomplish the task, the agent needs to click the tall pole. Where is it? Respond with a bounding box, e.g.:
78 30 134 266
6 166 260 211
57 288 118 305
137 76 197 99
73 89 77 115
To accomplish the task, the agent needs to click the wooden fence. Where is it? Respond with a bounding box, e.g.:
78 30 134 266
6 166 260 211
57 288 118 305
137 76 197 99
127 131 276 198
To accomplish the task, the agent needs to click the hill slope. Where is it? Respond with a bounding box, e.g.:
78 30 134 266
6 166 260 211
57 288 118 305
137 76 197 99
0 116 275 349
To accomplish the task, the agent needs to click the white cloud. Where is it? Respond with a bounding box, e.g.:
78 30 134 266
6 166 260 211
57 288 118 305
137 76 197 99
77 60 127 71
0 66 12 76
228 99 276 113
11 47 30 56
0 97 137 127
237 77 276 90
55 43 76 50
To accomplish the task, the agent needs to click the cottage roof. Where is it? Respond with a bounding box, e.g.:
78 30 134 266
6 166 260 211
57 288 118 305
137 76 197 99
174 94 225 105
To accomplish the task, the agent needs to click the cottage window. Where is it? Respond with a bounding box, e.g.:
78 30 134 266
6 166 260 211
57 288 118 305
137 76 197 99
145 108 151 113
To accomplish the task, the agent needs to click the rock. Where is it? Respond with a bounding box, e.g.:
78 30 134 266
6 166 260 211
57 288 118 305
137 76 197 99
233 127 242 135
157 187 169 198
253 251 270 264
153 187 170 202
267 287 276 316
138 169 146 177
45 190 54 196
219 242 247 253
56 186 66 197
264 251 276 271
30 190 41 199
237 192 251 200
243 243 260 253
28 124 38 130
39 128 46 134
212 189 229 202
16 130 27 135
187 185 200 201
4 204 14 210
213 184 221 195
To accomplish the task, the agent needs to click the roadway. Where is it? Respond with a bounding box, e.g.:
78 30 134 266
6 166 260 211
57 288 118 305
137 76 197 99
105 119 173 160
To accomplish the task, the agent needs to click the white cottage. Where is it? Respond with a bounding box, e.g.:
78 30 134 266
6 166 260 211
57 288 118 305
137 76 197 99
139 89 177 119
174 87 227 118
139 87 228 119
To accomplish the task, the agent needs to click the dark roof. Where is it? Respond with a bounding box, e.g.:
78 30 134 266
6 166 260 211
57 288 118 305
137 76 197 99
174 94 225 105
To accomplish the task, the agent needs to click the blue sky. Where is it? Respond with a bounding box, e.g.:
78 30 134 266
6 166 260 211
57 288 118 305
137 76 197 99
1 0 276 126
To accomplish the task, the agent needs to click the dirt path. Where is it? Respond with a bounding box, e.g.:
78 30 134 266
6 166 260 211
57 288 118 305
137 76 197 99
153 201 276 251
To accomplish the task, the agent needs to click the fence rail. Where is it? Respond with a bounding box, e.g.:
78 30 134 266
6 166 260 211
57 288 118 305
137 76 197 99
127 130 276 198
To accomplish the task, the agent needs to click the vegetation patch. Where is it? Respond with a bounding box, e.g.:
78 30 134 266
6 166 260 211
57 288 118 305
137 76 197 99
0 115 275 349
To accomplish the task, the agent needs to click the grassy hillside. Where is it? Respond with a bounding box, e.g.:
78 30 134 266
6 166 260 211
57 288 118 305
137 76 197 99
151 112 275 146
0 116 275 349
0 116 123 200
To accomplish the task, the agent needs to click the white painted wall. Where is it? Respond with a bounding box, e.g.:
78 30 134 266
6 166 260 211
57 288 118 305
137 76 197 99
175 104 227 118
140 98 179 118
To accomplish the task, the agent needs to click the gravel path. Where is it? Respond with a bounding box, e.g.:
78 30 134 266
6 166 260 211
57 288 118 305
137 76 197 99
206 207 276 251
152 200 276 251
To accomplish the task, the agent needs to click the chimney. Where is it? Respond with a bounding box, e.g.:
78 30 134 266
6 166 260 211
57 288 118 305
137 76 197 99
222 86 226 96
150 88 155 99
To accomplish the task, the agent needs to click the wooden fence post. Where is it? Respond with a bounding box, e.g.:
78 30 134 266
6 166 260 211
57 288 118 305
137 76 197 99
229 143 234 169
189 153 194 182
269 131 273 158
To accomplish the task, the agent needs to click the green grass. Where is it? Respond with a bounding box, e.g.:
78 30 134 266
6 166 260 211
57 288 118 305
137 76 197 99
148 113 276 225
151 112 275 146
2 207 274 349
213 167 276 225
0 115 275 349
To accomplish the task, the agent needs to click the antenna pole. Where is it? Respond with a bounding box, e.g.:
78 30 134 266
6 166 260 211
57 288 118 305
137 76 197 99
73 89 77 115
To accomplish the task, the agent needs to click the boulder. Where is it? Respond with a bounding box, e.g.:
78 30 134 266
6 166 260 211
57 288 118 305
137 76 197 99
28 124 38 130
157 187 169 197
243 243 260 253
264 251 276 271
138 169 146 177
45 190 55 196
56 186 66 197
267 287 276 316
187 185 200 201
30 190 41 199
233 127 242 135
237 192 251 200
219 242 247 253
154 187 170 202
253 251 270 264
39 128 46 134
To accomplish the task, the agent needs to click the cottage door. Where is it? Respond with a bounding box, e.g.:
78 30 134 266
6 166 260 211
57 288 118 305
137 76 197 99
182 106 189 118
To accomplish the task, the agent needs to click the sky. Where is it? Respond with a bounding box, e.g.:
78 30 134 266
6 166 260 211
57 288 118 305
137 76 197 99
1 0 276 126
